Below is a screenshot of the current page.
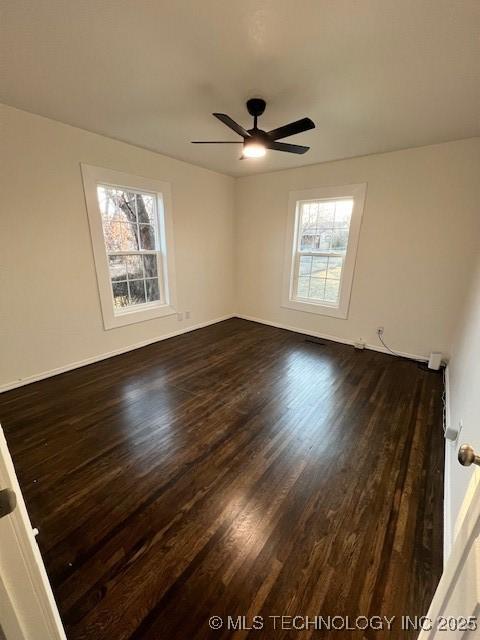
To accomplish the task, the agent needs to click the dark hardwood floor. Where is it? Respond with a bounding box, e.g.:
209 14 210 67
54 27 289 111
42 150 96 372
0 318 444 639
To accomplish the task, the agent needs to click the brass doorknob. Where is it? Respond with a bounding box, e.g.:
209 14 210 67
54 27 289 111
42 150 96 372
458 444 480 467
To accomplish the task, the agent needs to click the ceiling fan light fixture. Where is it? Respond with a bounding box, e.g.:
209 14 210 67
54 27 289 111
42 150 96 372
242 141 266 158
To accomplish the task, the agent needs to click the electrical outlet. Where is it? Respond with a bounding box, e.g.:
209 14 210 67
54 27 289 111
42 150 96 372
445 419 462 442
177 312 183 321
185 311 191 320
377 326 384 336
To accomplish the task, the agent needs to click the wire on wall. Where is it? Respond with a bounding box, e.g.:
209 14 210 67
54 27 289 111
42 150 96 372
376 328 427 364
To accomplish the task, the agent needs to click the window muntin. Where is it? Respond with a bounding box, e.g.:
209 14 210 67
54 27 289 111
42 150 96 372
292 198 354 307
97 185 165 313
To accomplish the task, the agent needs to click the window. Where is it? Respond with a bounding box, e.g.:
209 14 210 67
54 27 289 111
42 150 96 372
98 186 163 310
282 184 366 319
81 165 176 329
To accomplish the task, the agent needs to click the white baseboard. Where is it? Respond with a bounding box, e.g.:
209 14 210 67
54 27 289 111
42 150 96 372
0 312 429 393
0 314 235 393
235 313 427 362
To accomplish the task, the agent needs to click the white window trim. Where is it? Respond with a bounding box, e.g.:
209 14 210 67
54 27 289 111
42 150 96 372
281 183 367 319
81 164 177 330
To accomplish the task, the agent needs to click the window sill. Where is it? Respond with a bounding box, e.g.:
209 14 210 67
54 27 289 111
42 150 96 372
104 303 177 329
281 299 348 319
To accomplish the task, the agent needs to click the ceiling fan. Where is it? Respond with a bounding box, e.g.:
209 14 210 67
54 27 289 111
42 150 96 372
191 98 315 158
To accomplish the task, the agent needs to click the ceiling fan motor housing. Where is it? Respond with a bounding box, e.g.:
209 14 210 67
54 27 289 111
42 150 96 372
246 98 266 117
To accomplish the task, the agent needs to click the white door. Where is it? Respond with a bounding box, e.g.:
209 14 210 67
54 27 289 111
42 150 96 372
419 447 480 639
0 424 66 640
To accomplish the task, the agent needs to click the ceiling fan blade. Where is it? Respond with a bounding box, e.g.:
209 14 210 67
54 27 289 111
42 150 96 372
191 141 243 144
267 141 310 154
213 113 251 138
267 117 315 140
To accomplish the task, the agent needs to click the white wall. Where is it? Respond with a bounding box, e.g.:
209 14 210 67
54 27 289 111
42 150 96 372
445 252 480 553
235 138 480 358
0 105 235 389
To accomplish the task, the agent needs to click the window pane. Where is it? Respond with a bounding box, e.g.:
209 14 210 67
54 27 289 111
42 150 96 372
98 186 116 222
309 278 326 300
109 256 127 282
143 254 158 278
327 257 343 279
139 224 156 250
300 202 317 230
331 228 349 252
296 276 310 298
299 255 312 276
98 186 137 224
300 234 314 251
318 230 332 251
299 203 317 250
311 256 328 278
125 255 144 280
333 200 353 228
146 278 160 302
104 221 139 251
136 194 156 224
317 202 335 229
128 279 146 305
112 281 128 308
116 190 137 223
309 234 319 250
324 279 340 303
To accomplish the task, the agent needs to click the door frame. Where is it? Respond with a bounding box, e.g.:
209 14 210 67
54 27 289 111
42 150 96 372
0 424 66 640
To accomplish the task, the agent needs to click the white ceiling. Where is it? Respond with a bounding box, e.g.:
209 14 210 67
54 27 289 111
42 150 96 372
1 1 479 177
